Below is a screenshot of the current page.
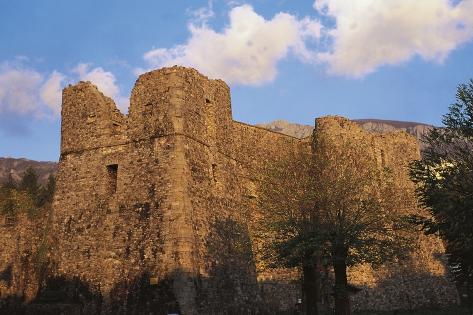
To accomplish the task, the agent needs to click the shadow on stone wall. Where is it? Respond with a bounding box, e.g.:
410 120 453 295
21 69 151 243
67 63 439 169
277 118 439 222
109 272 180 315
353 270 458 311
258 278 301 315
197 218 261 314
0 219 260 314
1 275 100 315
0 265 12 287
0 272 181 315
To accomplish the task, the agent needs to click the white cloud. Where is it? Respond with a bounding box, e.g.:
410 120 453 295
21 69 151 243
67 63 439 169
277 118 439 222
142 5 321 85
226 0 244 7
141 1 473 81
314 0 473 77
73 63 129 112
187 0 214 26
0 63 44 115
0 61 128 119
40 70 65 116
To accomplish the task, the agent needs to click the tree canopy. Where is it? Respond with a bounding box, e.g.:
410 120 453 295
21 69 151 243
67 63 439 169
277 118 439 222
257 144 320 314
410 79 473 310
258 119 416 315
0 168 55 222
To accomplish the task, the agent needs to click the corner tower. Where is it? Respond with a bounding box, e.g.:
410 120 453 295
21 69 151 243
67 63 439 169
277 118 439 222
52 67 259 314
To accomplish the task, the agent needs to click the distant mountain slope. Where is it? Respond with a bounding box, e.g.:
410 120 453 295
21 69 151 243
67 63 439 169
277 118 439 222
0 157 57 186
257 119 433 142
354 119 433 141
255 120 314 138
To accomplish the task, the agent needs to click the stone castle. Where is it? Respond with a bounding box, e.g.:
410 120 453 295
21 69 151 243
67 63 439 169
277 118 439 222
0 67 458 314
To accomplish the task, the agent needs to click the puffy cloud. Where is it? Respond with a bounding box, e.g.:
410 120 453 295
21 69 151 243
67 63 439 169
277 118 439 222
142 5 321 85
142 1 473 81
40 70 66 116
0 63 68 118
73 63 129 112
314 0 473 77
0 61 128 120
0 64 43 115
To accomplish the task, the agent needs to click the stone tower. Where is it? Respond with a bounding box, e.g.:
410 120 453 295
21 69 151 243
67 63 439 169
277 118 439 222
52 67 268 314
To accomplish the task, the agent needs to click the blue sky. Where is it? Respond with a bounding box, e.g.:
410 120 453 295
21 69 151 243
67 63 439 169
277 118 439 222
1 0 473 161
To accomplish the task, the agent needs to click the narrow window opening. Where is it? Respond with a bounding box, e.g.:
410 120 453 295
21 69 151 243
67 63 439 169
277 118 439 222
211 163 218 182
107 164 118 194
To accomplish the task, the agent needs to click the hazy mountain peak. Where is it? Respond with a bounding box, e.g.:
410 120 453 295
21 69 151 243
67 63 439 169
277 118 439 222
256 119 433 142
0 157 57 185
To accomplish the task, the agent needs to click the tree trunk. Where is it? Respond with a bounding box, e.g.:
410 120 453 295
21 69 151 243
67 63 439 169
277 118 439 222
302 255 320 315
468 281 473 315
332 247 350 315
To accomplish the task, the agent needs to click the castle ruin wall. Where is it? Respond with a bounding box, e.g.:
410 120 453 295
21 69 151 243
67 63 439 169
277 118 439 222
0 66 459 314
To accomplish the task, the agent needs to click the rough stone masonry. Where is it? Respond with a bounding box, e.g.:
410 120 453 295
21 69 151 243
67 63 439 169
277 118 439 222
0 66 458 314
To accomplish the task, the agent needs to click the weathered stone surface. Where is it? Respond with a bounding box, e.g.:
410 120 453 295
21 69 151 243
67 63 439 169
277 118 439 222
313 116 458 311
0 67 458 314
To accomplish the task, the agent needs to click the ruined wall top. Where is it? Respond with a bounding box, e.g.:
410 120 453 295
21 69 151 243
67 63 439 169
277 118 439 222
60 68 421 164
60 66 232 156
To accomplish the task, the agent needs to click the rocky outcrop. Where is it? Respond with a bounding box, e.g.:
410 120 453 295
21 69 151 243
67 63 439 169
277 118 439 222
256 120 314 139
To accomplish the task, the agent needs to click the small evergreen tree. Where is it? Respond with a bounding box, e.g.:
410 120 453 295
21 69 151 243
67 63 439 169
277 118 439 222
1 174 17 219
19 167 39 204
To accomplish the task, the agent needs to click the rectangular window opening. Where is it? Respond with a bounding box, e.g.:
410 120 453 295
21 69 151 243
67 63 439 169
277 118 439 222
107 164 118 194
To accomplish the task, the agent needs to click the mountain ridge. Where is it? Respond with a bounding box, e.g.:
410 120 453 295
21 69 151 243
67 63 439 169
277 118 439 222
256 118 433 142
0 157 58 186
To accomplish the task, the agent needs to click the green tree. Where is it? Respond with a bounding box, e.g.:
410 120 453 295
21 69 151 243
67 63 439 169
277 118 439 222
312 129 414 315
257 145 321 315
259 122 415 315
1 176 17 219
0 184 35 222
19 167 39 205
0 168 46 220
410 79 473 314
